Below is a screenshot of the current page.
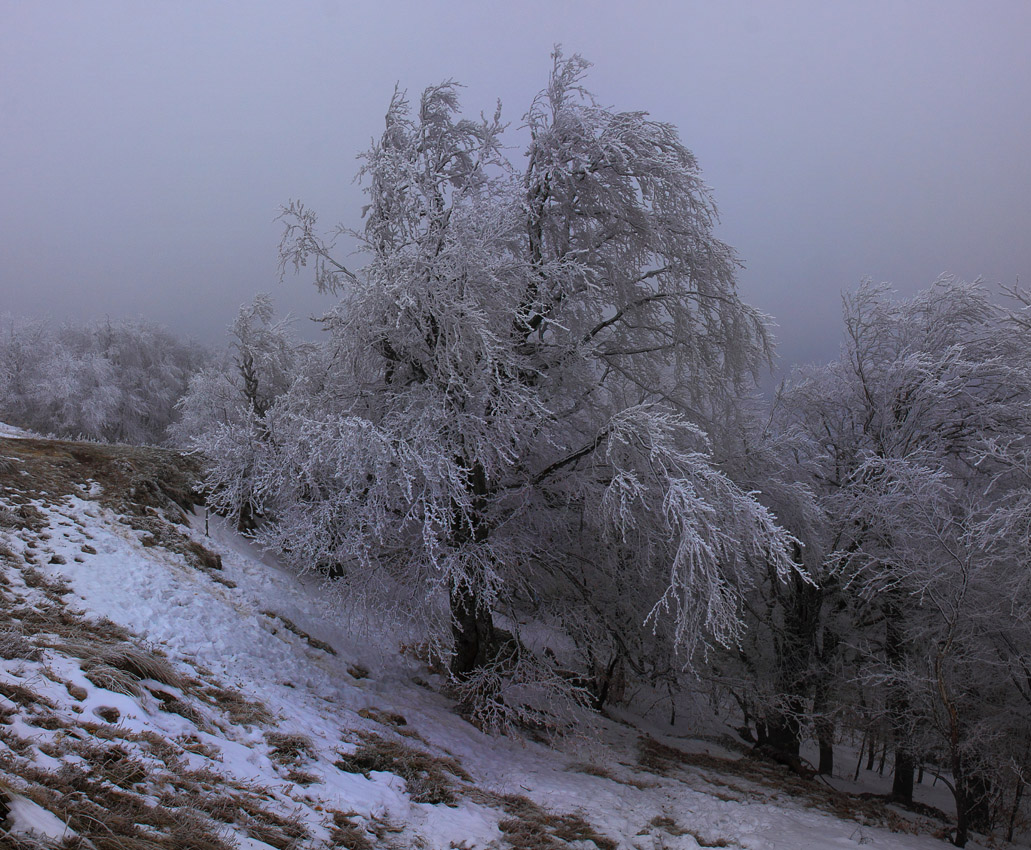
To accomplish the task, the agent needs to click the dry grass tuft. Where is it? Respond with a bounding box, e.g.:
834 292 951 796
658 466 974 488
150 686 209 727
12 599 132 647
566 761 615 780
266 731 317 766
173 733 221 760
329 811 375 849
285 768 320 786
81 661 143 697
466 789 617 850
347 663 370 680
648 814 730 846
200 684 276 727
357 706 408 728
61 641 183 699
20 567 72 599
0 679 55 710
335 732 469 805
261 610 337 656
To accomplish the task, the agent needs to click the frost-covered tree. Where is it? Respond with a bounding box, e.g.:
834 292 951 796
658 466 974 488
704 401 835 765
172 295 307 530
253 52 796 716
0 316 59 429
782 278 1031 845
0 315 206 444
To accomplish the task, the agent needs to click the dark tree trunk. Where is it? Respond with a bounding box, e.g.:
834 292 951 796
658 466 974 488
953 773 970 848
964 771 994 835
885 599 915 803
1007 777 1024 843
764 711 802 758
812 671 835 775
817 725 835 776
892 749 915 803
448 459 496 679
237 500 258 534
449 580 496 678
591 654 624 712
764 560 823 760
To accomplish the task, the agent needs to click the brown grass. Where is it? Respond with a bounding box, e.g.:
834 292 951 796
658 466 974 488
565 761 616 780
0 437 201 516
261 610 337 655
285 768 320 787
649 814 730 846
329 811 375 849
0 438 320 850
200 684 276 727
465 789 617 850
266 731 317 766
0 679 55 710
335 732 469 805
55 640 186 700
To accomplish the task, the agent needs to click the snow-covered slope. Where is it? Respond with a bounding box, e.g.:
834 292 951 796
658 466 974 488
0 436 1006 849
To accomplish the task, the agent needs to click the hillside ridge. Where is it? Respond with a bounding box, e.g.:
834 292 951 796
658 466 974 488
0 436 975 849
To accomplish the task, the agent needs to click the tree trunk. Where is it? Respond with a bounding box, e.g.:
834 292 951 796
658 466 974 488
885 599 914 803
1007 777 1024 843
964 771 994 835
448 459 496 679
953 773 970 848
237 499 258 534
764 710 802 758
449 580 496 678
817 724 835 776
764 563 822 760
892 748 915 803
812 673 835 775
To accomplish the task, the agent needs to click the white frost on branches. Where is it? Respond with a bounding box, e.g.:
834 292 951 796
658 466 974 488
206 52 799 690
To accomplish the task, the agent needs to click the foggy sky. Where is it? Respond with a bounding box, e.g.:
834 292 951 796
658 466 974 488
2 1 1030 376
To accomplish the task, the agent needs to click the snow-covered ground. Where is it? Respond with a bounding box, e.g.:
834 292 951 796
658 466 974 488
0 437 1016 849
0 421 33 438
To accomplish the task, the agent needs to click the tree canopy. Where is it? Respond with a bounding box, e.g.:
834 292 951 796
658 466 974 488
202 52 799 723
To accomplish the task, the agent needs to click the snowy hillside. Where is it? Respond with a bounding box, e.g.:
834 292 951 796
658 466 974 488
0 435 1011 849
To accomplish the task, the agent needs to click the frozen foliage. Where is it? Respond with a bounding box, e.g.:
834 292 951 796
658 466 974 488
220 51 800 716
0 315 207 445
762 278 1031 847
171 295 310 530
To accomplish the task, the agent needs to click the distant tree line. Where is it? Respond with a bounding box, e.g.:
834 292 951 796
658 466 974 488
0 315 208 445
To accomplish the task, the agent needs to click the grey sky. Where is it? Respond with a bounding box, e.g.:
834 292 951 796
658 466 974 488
2 1 1029 376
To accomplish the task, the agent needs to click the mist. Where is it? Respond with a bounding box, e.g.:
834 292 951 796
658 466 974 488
2 1 1029 375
